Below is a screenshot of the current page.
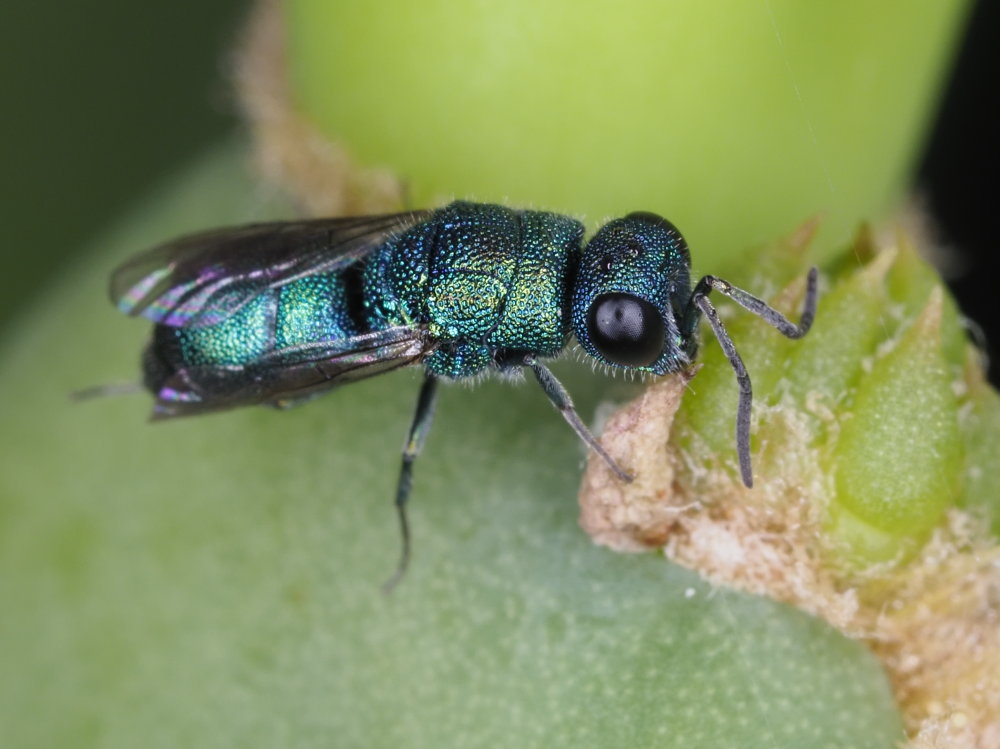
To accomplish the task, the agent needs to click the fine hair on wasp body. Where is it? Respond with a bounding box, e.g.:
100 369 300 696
102 200 818 588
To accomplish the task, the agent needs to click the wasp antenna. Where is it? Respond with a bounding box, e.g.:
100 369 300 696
70 382 144 402
696 267 819 340
684 266 820 488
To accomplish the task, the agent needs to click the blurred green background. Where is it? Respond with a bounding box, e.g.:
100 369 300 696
2 0 994 342
0 0 247 329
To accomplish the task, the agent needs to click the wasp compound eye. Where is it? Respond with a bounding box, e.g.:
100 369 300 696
586 293 664 367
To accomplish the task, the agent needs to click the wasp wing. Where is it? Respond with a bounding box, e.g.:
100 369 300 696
111 210 433 328
150 326 432 419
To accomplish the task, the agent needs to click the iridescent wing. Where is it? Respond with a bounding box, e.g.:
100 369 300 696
111 210 433 328
150 326 433 419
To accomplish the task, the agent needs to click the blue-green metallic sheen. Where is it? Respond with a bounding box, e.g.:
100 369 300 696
168 202 695 383
177 273 358 367
363 202 584 378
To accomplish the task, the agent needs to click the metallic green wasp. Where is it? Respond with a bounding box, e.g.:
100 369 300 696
107 201 817 585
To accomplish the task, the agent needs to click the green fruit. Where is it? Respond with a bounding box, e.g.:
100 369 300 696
287 0 968 270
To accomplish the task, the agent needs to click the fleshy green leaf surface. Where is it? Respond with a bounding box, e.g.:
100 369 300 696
0 143 903 748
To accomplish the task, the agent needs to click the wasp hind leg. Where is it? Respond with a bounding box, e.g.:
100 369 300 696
382 373 439 592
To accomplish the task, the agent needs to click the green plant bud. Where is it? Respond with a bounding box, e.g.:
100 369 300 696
830 286 962 561
959 352 1000 532
886 238 966 368
671 238 980 567
784 248 895 408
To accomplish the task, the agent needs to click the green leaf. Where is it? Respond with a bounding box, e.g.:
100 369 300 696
0 142 903 747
